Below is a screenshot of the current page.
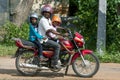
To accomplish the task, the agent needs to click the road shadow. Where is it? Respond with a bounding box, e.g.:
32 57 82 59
0 68 96 80
0 69 19 76
37 72 64 78
0 69 68 78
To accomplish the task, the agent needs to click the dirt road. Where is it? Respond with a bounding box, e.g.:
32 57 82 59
0 57 120 80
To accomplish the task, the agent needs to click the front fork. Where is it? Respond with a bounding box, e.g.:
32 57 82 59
79 52 86 65
65 52 82 75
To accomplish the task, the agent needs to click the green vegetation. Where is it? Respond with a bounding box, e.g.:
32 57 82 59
1 22 29 45
0 44 17 56
0 22 29 56
97 53 120 63
69 0 98 50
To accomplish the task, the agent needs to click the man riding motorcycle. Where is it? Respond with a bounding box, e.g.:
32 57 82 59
38 4 64 69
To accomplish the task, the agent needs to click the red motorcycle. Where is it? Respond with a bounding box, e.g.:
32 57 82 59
13 28 99 77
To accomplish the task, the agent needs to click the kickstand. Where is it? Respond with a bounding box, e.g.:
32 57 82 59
65 65 69 75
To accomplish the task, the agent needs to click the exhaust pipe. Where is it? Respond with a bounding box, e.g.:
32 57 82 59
19 63 49 70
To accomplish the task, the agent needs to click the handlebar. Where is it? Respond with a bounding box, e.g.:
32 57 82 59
61 16 78 22
63 28 73 39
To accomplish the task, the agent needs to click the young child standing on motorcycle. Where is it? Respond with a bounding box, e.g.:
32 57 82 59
29 13 48 61
38 4 64 69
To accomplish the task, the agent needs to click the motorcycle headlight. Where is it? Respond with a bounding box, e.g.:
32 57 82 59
81 38 85 44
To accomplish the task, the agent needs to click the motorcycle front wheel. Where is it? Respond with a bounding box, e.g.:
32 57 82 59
72 53 99 77
15 50 39 76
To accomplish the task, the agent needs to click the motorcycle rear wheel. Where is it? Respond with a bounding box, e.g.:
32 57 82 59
15 50 39 76
72 53 99 77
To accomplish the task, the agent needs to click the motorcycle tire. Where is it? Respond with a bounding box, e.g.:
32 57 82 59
15 50 39 76
72 53 100 77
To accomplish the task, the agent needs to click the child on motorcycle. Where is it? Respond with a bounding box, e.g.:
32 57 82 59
47 15 64 41
51 15 75 54
29 13 48 61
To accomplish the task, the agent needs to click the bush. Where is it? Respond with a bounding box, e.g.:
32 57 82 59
98 53 120 63
1 22 29 45
0 45 17 56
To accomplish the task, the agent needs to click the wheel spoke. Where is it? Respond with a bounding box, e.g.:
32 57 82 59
75 62 84 73
72 53 99 77
16 50 38 76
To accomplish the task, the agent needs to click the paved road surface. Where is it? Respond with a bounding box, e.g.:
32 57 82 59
0 57 120 80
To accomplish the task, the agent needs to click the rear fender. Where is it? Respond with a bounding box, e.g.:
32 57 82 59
14 48 24 57
14 48 35 57
71 49 93 63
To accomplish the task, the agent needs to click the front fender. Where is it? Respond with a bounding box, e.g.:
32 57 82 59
81 49 93 55
71 49 93 63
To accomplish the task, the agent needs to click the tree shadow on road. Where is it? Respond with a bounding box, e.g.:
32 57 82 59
0 68 64 77
37 71 64 78
0 68 77 78
0 69 20 76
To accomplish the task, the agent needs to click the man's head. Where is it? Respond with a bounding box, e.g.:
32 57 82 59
41 5 53 19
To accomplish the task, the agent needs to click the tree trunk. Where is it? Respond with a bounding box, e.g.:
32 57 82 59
12 0 34 27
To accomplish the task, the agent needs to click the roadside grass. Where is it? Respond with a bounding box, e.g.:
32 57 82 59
0 44 17 56
97 53 120 63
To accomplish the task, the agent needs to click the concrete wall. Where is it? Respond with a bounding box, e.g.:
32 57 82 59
0 0 20 26
0 0 9 26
